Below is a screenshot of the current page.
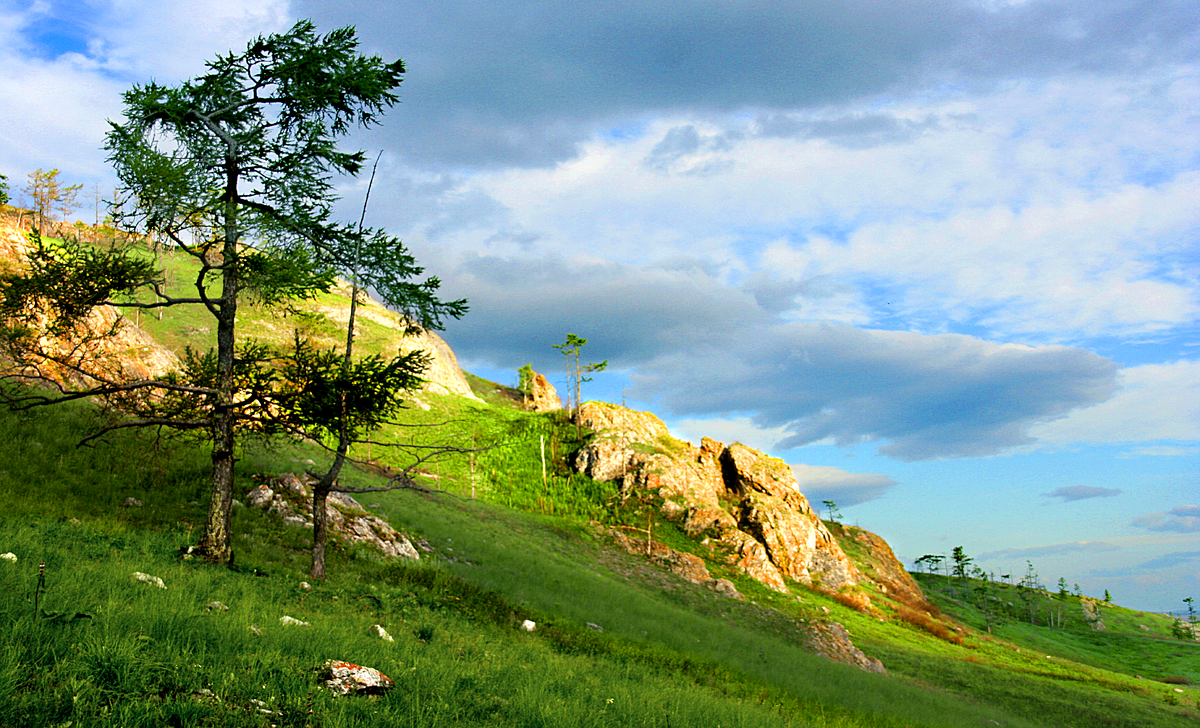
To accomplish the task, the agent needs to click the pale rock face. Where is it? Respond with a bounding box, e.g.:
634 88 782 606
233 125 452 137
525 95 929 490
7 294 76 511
0 218 478 403
572 402 859 593
317 285 479 402
529 371 562 412
0 222 179 388
246 474 420 561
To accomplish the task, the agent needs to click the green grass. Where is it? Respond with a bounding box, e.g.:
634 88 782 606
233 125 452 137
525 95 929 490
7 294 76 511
3 229 1199 726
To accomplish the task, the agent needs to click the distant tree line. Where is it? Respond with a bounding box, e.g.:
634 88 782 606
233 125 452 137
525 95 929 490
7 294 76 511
912 546 1116 633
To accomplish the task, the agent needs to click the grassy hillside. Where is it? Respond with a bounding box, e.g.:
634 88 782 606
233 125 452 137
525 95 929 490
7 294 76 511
1 229 1198 726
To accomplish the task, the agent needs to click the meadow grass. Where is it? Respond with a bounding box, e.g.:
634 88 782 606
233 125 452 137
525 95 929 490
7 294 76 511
3 236 1198 726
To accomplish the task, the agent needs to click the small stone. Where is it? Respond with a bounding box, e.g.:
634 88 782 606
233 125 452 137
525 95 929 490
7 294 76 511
0 553 16 563
249 624 262 636
368 624 394 642
123 497 143 507
586 622 603 632
280 615 310 627
321 659 394 696
249 698 280 716
206 601 229 612
521 620 536 632
299 581 312 591
131 572 166 589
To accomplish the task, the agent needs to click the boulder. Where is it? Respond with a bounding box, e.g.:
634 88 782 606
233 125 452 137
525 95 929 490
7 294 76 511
528 371 562 412
246 475 420 561
321 659 394 696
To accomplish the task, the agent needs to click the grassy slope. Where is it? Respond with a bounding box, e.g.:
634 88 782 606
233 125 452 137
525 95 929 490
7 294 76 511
1 239 1198 726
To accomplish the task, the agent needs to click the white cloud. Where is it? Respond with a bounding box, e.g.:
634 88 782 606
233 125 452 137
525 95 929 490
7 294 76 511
0 1 294 187
98 0 293 78
1133 506 1200 534
416 72 1200 349
1029 360 1200 446
790 464 897 508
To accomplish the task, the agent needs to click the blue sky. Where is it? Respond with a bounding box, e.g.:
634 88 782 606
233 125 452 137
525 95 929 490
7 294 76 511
0 0 1197 612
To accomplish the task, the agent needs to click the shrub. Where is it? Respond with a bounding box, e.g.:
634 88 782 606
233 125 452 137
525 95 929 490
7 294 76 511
893 603 963 645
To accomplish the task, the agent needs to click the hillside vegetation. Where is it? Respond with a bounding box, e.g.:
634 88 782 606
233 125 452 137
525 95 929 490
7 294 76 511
1 224 1198 727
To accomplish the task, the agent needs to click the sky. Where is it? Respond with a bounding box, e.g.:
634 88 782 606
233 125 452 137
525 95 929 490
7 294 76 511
1 0 1197 612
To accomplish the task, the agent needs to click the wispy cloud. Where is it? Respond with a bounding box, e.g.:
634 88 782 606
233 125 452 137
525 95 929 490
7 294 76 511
980 541 1120 560
1132 505 1200 533
790 464 897 508
1043 485 1122 502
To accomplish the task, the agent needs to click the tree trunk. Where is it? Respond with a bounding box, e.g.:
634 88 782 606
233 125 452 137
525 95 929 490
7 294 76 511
199 160 240 565
310 481 330 580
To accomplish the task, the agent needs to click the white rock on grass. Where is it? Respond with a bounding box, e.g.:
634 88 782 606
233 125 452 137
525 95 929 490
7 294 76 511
521 620 536 632
280 615 311 627
0 553 16 563
368 624 394 642
321 659 394 696
131 572 166 589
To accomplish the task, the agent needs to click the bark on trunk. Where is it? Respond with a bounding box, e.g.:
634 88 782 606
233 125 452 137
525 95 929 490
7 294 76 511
199 156 240 565
310 481 330 580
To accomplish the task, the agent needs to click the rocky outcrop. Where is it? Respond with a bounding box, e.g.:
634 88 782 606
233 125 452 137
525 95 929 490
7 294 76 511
528 371 561 412
0 221 179 387
0 217 478 402
837 525 928 610
573 402 858 594
317 282 479 401
803 621 887 674
246 473 420 560
610 529 743 599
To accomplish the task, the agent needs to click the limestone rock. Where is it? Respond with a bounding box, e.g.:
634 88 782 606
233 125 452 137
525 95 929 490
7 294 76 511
368 624 395 642
528 371 562 412
1081 597 1107 631
521 620 536 632
131 572 166 589
0 221 179 388
316 283 479 402
609 529 745 599
612 531 712 585
280 616 310 627
803 621 887 675
0 553 16 563
719 530 789 592
572 403 858 593
246 474 420 562
321 659 394 696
